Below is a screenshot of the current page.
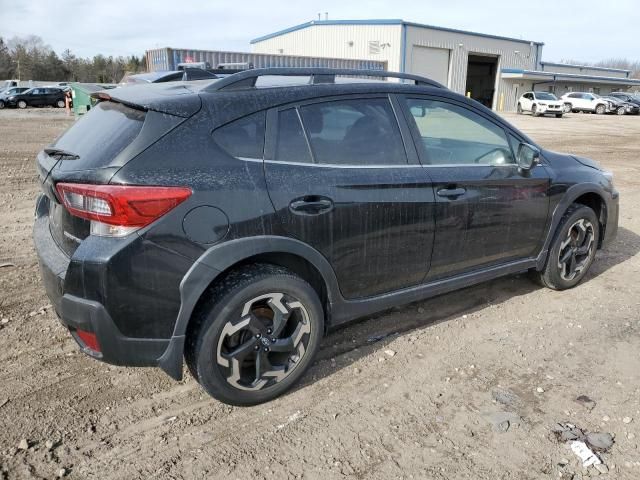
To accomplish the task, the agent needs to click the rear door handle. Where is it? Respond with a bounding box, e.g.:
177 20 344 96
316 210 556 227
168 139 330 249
289 196 334 215
436 187 467 198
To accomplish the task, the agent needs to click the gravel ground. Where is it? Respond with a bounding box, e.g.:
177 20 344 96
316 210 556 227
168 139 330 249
0 108 639 479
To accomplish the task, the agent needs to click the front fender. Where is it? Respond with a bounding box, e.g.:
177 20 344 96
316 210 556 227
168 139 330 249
535 182 614 270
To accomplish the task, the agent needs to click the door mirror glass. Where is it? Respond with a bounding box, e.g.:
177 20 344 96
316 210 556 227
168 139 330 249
517 143 540 170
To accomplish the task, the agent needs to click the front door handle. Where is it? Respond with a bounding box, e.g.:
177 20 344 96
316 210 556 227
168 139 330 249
436 187 467 198
289 196 334 215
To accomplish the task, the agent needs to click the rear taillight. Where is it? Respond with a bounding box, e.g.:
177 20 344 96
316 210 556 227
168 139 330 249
56 183 192 237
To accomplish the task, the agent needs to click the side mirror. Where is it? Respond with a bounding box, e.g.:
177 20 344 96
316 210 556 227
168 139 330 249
517 143 540 170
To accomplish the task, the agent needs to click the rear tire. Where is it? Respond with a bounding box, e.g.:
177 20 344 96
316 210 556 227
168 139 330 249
563 103 572 113
533 204 599 291
185 264 324 406
17 100 27 109
0 100 4 109
56 99 65 108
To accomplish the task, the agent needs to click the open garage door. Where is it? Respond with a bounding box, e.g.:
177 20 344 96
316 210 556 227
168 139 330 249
410 46 450 86
465 54 499 108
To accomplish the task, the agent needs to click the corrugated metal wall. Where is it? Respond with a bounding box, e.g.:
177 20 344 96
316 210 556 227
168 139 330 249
540 63 629 79
251 24 403 72
145 47 386 73
405 25 540 111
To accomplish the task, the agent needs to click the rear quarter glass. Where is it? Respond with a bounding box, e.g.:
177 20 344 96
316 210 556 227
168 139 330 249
51 101 146 171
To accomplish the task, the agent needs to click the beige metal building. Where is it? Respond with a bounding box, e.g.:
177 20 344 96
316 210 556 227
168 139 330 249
251 19 640 111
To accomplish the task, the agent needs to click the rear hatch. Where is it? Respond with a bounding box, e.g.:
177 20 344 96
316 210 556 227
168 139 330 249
39 82 204 256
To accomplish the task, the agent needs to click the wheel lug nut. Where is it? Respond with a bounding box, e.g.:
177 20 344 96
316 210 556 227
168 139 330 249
263 347 269 352
256 333 261 338
267 328 272 334
271 337 276 343
254 345 259 350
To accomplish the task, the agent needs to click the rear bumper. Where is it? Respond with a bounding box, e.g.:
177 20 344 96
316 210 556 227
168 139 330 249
33 198 171 368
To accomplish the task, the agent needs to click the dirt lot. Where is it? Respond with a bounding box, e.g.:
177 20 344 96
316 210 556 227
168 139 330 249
0 108 639 480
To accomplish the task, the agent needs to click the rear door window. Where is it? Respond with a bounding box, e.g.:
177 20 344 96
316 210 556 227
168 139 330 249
213 111 266 159
298 98 406 165
51 101 146 169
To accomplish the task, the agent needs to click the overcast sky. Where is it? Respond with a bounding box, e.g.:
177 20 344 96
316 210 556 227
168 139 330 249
1 0 638 63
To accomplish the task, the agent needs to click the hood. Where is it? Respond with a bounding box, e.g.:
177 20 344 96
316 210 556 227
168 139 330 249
571 155 603 171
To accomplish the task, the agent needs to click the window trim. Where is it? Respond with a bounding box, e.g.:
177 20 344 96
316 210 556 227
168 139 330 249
264 93 418 166
397 93 540 168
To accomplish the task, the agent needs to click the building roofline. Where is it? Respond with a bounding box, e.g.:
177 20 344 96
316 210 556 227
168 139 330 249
502 68 640 84
250 19 545 46
541 61 631 74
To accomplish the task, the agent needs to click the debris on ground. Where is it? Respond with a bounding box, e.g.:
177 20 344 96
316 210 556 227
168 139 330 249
17 439 29 450
384 349 396 357
483 411 522 433
491 388 521 407
552 422 615 470
575 395 596 411
623 416 633 424
570 440 602 467
366 332 397 343
0 262 15 268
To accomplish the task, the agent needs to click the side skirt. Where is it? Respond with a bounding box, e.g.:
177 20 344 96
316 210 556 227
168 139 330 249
330 258 538 326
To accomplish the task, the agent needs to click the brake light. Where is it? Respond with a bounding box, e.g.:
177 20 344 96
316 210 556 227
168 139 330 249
56 183 192 237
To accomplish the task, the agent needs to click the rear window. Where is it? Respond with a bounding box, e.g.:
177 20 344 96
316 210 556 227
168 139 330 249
52 101 146 170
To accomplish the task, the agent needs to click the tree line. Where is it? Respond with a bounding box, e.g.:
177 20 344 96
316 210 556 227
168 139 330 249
0 35 146 84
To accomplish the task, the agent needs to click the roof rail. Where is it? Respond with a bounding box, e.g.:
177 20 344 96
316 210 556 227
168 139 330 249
202 67 445 92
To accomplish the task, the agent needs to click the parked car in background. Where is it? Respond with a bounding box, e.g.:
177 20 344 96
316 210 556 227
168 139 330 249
517 91 564 117
608 92 640 109
601 95 640 115
0 80 18 94
560 92 611 114
33 68 619 405
120 68 219 85
4 87 66 109
0 87 30 109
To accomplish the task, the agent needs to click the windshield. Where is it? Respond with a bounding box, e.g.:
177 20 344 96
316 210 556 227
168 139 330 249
535 92 558 101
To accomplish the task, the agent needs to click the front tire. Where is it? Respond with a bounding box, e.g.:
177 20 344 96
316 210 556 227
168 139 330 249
616 106 626 116
595 104 606 115
517 103 523 114
185 264 324 406
555 113 563 118
563 103 572 113
532 104 539 117
534 204 599 290
17 100 27 109
0 100 4 109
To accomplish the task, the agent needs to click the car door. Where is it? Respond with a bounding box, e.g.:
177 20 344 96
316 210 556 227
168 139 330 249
399 95 551 280
29 88 44 106
263 95 436 299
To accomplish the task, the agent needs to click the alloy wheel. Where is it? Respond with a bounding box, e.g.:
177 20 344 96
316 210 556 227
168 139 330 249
557 219 595 281
216 292 311 391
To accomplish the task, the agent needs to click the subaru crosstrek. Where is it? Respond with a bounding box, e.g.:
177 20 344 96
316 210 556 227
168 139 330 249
34 68 619 405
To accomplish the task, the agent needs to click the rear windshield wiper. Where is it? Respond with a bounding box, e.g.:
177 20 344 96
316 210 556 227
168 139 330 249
44 148 80 160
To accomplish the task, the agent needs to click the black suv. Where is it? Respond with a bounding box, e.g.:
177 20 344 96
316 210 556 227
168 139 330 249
6 87 66 109
34 68 619 405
